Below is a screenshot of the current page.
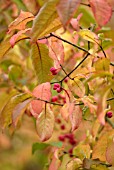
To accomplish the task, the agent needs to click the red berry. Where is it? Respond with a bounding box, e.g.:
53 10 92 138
51 96 58 102
69 139 76 145
64 134 74 140
69 148 73 154
56 118 61 124
50 67 57 75
58 135 65 142
106 112 113 118
64 77 69 83
56 87 62 93
53 83 60 90
61 124 65 130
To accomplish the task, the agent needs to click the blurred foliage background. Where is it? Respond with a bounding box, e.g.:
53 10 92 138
0 0 114 170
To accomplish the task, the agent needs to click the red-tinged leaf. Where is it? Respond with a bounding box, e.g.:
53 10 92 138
31 0 62 41
106 140 114 166
60 102 75 121
69 105 82 132
107 0 114 6
48 37 64 71
89 0 112 27
81 96 97 114
57 0 81 26
30 82 51 118
49 148 61 170
36 105 54 141
8 10 34 33
10 28 31 47
70 13 83 31
12 98 32 126
95 88 110 125
0 35 28 58
0 93 32 129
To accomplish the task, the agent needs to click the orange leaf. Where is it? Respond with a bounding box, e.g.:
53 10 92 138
8 10 34 33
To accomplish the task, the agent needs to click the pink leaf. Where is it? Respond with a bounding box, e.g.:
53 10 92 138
12 98 32 126
57 0 81 26
48 37 64 71
69 105 82 132
8 10 34 33
10 28 31 47
30 82 51 118
49 148 61 170
89 0 112 27
36 105 54 141
61 102 75 121
70 13 83 31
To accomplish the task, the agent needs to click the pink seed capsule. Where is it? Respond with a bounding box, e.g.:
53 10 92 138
51 96 58 102
53 83 60 90
106 112 113 118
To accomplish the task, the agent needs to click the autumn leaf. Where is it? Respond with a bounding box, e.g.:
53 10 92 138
10 28 31 47
57 0 81 26
0 93 33 129
70 78 85 98
8 10 34 33
69 105 82 132
106 140 114 166
94 58 110 72
30 43 53 84
30 82 51 117
61 102 75 121
31 0 61 41
78 29 99 43
89 0 112 27
12 98 32 126
92 131 114 161
48 37 64 71
36 105 54 141
0 35 28 58
70 13 83 31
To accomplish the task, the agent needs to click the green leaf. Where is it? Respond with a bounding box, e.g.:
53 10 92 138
31 0 61 41
0 93 33 129
12 0 27 11
32 142 49 154
32 141 63 154
8 65 22 82
31 43 53 84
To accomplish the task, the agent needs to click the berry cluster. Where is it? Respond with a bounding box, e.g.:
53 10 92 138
51 94 66 103
50 67 57 75
53 83 62 93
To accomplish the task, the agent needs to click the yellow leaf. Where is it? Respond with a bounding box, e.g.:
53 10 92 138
31 0 62 41
78 29 99 43
31 43 53 84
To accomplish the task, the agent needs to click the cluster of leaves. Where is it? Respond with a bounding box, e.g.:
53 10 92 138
0 0 114 169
